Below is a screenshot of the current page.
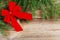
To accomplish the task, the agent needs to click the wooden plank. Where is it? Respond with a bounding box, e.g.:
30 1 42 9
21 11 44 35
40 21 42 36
7 19 60 40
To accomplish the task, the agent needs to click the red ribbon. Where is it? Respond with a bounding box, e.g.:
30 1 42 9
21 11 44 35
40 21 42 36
2 2 32 32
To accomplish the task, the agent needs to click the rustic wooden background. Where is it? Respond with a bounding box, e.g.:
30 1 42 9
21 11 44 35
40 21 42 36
4 19 60 40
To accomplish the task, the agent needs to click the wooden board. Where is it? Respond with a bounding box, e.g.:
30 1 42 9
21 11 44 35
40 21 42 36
7 19 60 40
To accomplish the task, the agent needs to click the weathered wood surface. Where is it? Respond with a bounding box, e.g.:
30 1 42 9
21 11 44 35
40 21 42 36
7 19 60 40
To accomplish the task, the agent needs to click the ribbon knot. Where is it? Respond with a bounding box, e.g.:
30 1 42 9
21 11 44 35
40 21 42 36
2 2 32 32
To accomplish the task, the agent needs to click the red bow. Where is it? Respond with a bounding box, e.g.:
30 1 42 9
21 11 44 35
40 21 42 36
2 2 32 32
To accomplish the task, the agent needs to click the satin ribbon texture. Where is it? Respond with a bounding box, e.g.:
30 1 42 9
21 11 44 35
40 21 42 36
2 2 32 32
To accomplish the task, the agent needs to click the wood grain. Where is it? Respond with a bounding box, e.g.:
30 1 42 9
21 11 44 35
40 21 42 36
7 19 60 40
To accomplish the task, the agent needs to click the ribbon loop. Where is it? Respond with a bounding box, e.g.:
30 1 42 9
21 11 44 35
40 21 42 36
2 9 9 16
